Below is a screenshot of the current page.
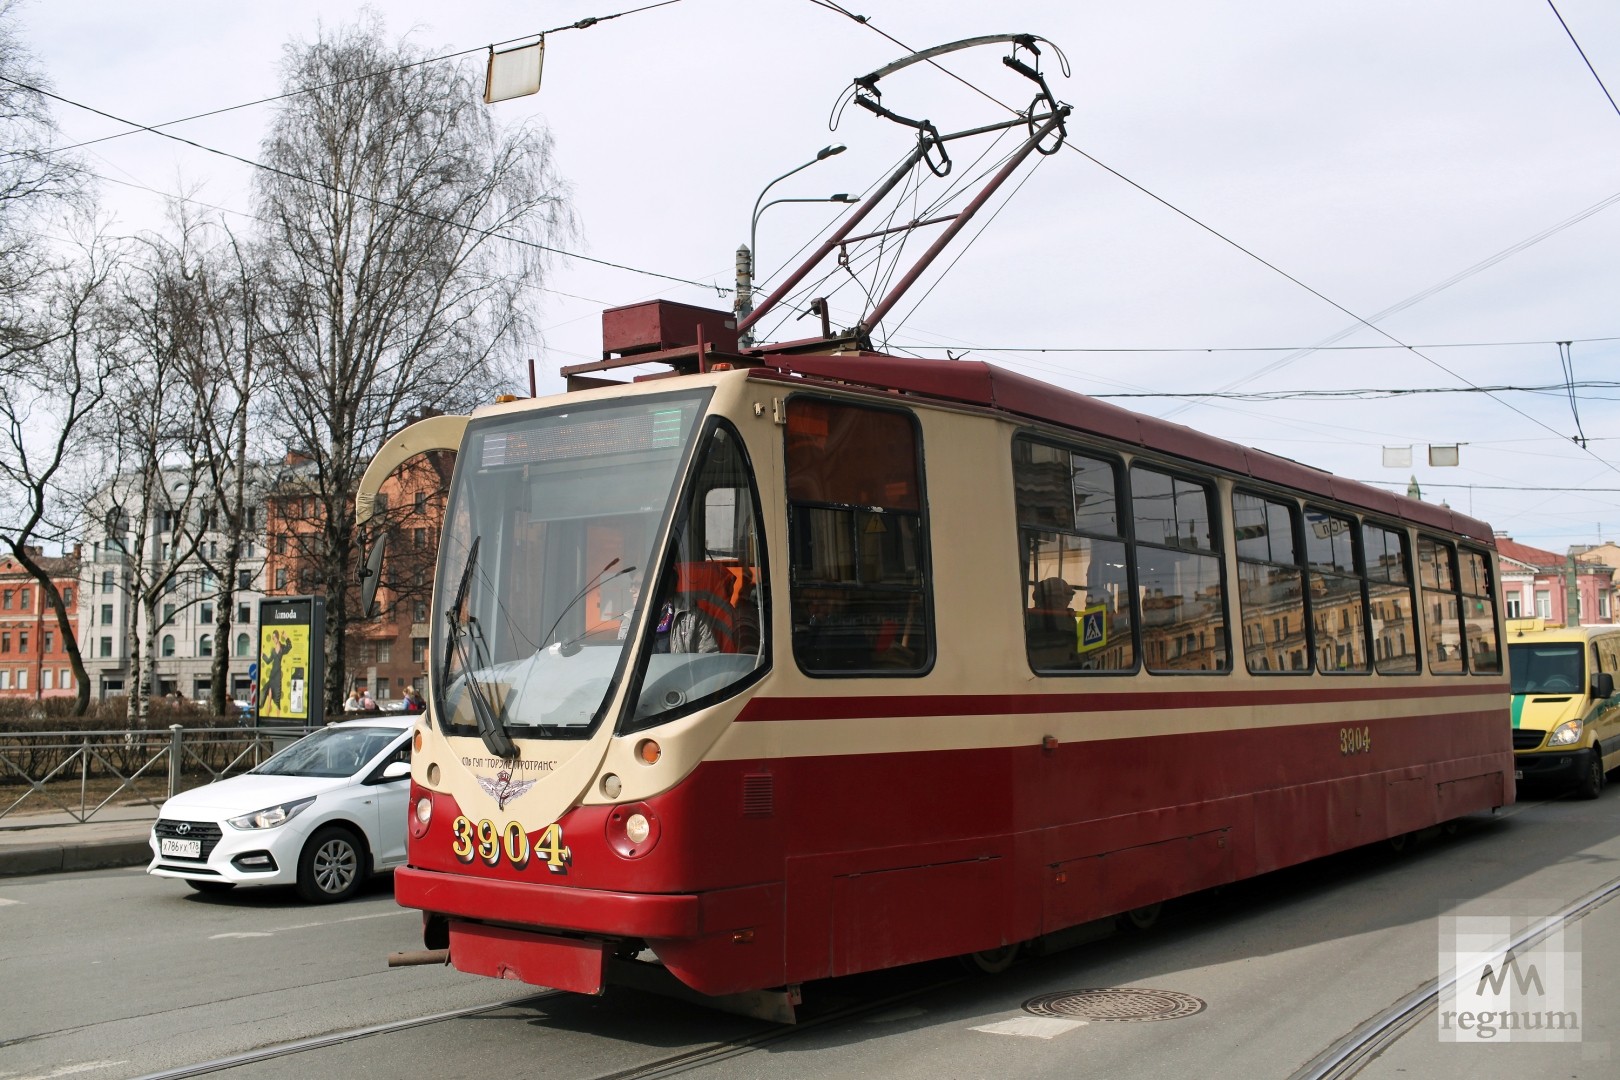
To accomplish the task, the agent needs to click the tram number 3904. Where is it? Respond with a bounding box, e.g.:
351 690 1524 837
1339 726 1372 756
451 817 571 874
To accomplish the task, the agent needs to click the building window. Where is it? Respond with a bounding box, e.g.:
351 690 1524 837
275 568 287 590
238 570 252 590
3 589 12 609
377 642 391 663
100 637 112 658
15 670 25 691
60 668 70 688
62 586 72 606
43 631 53 654
101 570 114 594
41 669 53 690
161 603 174 625
236 632 250 657
0 671 9 690
413 600 427 622
412 637 427 663
413 527 426 549
17 631 26 653
414 491 426 511
200 602 214 624
1603 593 1612 619
1506 595 1522 618
237 603 250 624
199 634 213 658
18 588 27 609
1535 589 1552 619
161 634 175 658
0 632 8 652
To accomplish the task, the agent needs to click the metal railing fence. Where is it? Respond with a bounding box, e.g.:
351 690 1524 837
0 725 311 824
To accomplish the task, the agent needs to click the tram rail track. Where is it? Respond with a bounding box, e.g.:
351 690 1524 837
128 971 970 1080
1289 863 1620 1080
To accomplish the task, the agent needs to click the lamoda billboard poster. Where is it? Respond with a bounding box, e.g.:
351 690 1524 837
256 597 326 727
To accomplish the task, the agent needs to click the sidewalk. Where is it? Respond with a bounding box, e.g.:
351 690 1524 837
0 804 157 877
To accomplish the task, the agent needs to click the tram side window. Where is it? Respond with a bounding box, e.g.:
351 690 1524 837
1131 465 1228 673
1233 491 1308 673
1304 507 1370 673
1418 537 1464 674
1458 548 1501 673
1012 438 1135 672
1363 523 1419 673
786 399 931 674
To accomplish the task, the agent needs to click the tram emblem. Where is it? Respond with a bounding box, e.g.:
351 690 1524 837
477 768 537 810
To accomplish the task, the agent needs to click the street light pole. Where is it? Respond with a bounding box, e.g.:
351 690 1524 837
735 144 846 344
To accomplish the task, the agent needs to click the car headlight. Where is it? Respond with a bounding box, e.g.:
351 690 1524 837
227 796 316 830
1548 720 1583 746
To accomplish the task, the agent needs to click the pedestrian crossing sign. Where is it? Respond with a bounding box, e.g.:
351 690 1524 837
1077 604 1107 653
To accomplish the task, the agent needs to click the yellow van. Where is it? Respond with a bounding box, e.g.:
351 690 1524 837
1506 621 1620 798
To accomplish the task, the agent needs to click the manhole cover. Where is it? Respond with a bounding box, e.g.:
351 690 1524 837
1023 987 1206 1023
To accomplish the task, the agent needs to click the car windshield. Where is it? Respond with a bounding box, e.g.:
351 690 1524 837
1508 642 1585 695
255 726 403 778
434 391 710 745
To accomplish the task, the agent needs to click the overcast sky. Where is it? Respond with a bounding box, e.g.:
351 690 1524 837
16 0 1620 551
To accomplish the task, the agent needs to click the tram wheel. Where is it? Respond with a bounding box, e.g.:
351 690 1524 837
1121 903 1163 932
1575 745 1605 801
1387 832 1411 854
959 944 1020 975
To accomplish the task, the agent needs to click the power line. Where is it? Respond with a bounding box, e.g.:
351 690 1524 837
947 334 1620 354
1547 0 1620 121
2 0 689 167
0 74 729 296
803 1 1620 481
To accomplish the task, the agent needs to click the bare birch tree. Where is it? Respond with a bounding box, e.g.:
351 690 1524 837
254 15 573 715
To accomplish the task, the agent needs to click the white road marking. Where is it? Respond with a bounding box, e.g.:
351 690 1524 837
208 909 405 940
0 897 21 906
2 1060 128 1080
972 1016 1088 1039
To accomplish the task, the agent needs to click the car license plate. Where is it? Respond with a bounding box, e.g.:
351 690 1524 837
161 838 201 858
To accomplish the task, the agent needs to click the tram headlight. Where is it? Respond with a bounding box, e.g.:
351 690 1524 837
606 802 661 859
1548 719 1583 746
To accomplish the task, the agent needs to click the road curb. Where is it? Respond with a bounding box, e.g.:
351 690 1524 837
0 840 151 878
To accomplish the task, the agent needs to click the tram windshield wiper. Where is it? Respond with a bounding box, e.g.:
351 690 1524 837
542 558 638 656
440 536 518 760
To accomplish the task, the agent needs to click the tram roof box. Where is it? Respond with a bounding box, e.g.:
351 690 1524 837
602 300 739 358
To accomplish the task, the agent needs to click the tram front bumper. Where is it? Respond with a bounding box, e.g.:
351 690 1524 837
395 864 702 940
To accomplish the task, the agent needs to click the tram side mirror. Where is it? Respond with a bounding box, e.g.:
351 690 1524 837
1593 672 1614 700
359 533 388 619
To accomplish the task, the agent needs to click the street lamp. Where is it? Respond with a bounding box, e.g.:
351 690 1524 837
750 194 860 289
735 145 848 339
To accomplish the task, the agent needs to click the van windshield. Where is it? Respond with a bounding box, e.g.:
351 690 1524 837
1508 642 1584 695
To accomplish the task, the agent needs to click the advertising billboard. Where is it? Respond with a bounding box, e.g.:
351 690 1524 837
256 597 326 727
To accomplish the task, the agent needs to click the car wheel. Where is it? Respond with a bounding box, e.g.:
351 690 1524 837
297 825 366 903
186 879 235 894
1575 745 1605 801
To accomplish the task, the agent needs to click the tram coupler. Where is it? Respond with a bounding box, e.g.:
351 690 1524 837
387 948 451 967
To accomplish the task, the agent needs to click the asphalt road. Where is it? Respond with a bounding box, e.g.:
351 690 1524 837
3 786 1618 1080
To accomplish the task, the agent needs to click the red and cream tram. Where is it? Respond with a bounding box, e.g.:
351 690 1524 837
362 301 1511 1014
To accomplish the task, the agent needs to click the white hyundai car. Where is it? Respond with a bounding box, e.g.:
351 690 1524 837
148 717 413 903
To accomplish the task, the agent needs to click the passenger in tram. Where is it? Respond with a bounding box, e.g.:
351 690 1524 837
1027 576 1079 668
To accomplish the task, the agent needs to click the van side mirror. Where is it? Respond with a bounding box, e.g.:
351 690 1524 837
1593 672 1615 700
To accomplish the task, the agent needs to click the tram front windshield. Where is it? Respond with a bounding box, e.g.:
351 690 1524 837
434 392 710 741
